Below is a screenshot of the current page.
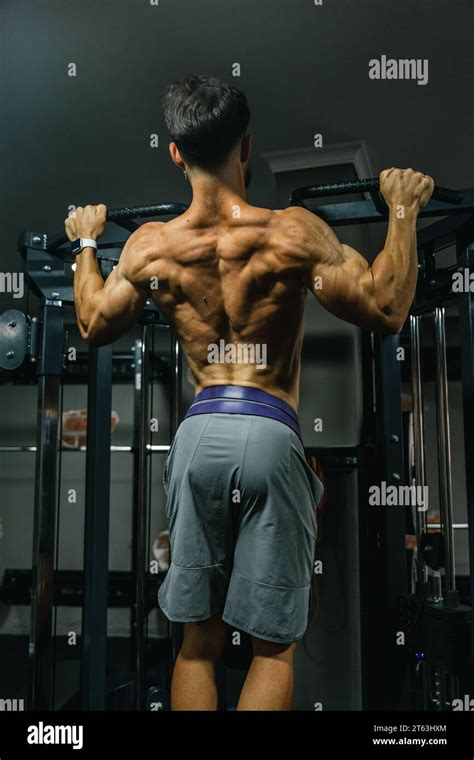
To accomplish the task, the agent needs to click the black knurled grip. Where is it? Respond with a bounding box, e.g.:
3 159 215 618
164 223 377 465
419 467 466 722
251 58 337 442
47 202 188 251
290 178 463 207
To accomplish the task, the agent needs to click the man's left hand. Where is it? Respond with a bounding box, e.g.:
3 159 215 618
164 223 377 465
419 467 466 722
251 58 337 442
65 204 107 242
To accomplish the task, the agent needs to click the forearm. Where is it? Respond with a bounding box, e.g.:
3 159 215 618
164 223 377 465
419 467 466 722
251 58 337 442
370 204 418 327
73 248 105 336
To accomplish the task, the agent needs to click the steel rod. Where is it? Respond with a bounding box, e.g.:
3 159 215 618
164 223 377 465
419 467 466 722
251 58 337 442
80 345 113 710
409 315 428 584
433 307 456 593
135 327 150 710
27 302 64 710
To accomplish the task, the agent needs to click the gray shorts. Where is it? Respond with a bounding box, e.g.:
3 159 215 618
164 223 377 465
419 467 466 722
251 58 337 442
158 413 323 643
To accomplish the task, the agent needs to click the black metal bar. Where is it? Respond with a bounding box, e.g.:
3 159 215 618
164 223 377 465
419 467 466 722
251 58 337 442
22 238 72 303
47 203 189 251
433 307 456 596
290 178 463 205
170 331 182 436
358 329 377 709
369 189 387 215
360 330 377 445
293 191 474 227
27 302 64 710
22 242 167 322
169 330 183 666
357 443 374 710
457 239 474 619
409 315 428 586
378 333 407 608
114 219 141 234
370 333 408 708
135 327 151 710
130 339 141 669
416 213 474 250
2 568 166 608
80 345 113 710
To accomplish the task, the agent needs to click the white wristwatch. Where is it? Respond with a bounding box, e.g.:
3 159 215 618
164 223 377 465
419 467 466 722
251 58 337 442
71 238 98 255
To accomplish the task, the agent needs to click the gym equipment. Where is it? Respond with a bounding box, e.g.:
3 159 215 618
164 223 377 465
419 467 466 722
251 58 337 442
290 179 474 709
1 176 473 711
289 179 474 226
46 204 188 252
15 204 186 710
290 177 464 207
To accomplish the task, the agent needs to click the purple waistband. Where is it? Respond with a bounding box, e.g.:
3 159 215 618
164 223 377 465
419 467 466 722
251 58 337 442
184 385 302 440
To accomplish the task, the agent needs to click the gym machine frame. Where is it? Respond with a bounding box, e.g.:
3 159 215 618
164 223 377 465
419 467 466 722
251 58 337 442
290 180 474 709
2 181 473 711
6 204 186 710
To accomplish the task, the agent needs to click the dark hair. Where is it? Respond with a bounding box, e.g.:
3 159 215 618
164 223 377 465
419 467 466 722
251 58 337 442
162 75 250 170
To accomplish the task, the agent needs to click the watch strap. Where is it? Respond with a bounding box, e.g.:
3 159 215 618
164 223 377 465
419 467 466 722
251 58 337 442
71 238 98 255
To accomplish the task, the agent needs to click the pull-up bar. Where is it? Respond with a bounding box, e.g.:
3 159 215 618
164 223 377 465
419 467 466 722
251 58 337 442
290 178 463 207
47 203 189 251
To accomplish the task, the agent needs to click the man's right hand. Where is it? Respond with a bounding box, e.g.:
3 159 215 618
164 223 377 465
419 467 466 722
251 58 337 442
379 167 434 212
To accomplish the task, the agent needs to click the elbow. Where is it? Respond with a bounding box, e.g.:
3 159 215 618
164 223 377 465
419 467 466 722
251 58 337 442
84 327 108 348
82 330 99 348
367 299 406 334
383 320 404 336
83 324 113 349
77 317 100 348
75 304 111 347
377 311 406 335
85 332 101 348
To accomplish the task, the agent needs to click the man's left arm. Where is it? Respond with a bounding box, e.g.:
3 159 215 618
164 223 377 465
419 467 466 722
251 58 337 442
65 204 151 347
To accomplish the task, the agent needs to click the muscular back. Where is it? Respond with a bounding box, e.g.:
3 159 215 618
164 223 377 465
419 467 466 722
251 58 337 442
72 168 430 400
137 203 310 409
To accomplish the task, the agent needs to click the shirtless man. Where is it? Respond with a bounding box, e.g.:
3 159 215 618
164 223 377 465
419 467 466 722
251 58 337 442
65 75 434 711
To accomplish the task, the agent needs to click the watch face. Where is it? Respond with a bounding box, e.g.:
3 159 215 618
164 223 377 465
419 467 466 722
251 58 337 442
71 239 82 254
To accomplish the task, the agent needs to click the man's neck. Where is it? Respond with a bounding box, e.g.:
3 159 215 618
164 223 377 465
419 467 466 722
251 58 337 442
188 166 247 215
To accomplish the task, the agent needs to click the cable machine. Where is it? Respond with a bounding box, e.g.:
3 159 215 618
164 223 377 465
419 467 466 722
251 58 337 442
1 182 473 710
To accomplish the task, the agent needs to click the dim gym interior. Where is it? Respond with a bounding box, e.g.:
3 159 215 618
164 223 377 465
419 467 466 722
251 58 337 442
0 0 473 714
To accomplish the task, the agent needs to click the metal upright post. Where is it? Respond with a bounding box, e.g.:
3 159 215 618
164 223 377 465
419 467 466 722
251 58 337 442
433 308 456 598
358 330 377 710
170 330 182 435
409 315 428 586
370 332 407 708
28 301 64 710
135 326 150 711
130 339 142 668
374 333 407 605
457 239 474 619
80 344 113 710
169 329 183 665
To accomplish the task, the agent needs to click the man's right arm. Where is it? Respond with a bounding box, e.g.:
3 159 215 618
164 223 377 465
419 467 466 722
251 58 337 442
285 168 434 334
